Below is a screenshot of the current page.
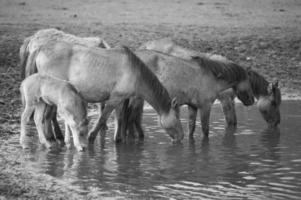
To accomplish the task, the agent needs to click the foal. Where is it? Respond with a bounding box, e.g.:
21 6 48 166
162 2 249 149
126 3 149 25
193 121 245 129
20 74 88 151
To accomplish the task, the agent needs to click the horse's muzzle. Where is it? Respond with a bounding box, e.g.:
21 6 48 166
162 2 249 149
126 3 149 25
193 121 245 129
242 96 255 106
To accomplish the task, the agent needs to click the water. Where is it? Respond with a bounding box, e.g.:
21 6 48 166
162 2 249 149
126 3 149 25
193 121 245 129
2 101 301 199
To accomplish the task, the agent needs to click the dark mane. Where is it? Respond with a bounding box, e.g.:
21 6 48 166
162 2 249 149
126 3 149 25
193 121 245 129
192 56 248 85
248 70 269 98
122 46 171 113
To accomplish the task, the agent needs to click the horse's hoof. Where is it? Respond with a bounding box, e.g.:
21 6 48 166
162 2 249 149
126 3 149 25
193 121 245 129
20 143 30 149
57 140 65 147
65 143 72 149
45 141 57 149
76 146 86 152
114 137 123 144
172 139 182 144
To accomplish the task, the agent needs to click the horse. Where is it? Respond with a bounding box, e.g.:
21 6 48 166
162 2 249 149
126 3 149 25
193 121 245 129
114 49 255 142
24 41 184 144
19 28 111 145
20 74 89 151
20 28 111 79
139 38 281 129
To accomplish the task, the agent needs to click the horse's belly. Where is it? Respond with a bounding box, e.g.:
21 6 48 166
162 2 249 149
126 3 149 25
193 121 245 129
70 79 113 103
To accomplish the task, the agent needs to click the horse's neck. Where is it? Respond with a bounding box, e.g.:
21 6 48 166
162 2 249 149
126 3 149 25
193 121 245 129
136 75 170 116
251 79 269 100
215 80 234 94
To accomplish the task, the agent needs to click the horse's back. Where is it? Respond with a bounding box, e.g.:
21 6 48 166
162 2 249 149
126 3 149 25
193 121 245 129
38 43 137 102
29 28 103 53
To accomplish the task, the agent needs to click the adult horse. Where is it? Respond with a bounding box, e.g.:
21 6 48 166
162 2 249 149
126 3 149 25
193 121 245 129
139 38 281 129
20 28 111 79
25 41 184 145
114 49 255 142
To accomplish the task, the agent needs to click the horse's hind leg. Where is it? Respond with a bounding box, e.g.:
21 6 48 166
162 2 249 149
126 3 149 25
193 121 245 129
187 105 198 139
114 99 130 143
20 105 35 148
34 103 56 148
199 102 213 138
134 118 144 140
218 93 237 127
98 102 108 130
47 106 65 145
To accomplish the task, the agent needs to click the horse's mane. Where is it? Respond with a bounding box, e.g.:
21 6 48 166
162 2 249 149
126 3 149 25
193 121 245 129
192 56 247 85
247 70 269 97
122 46 171 113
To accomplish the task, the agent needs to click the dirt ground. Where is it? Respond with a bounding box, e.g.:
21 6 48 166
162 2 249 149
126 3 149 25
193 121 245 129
0 0 301 199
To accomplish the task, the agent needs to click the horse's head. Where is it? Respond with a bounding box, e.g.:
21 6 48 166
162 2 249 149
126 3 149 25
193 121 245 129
257 80 281 128
72 118 89 151
160 98 184 143
63 98 89 151
233 71 255 106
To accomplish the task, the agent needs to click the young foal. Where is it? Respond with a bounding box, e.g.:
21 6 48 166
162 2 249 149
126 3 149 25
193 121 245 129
139 38 281 129
114 50 254 141
20 74 88 151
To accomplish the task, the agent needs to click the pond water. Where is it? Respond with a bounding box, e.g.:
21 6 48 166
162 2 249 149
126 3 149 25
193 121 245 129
3 101 301 199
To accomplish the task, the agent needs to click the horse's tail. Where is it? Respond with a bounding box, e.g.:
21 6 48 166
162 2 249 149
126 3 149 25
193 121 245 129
24 48 40 77
20 37 32 79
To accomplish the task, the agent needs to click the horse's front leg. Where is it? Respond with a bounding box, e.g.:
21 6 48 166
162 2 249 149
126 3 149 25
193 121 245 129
187 105 198 139
114 99 130 143
44 105 65 145
88 102 117 143
217 91 237 127
199 102 213 138
98 102 108 130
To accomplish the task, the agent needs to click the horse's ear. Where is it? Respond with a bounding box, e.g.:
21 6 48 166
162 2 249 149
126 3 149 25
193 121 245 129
246 66 252 72
267 83 273 94
272 80 279 88
191 56 200 60
191 56 204 66
217 73 223 79
171 97 178 108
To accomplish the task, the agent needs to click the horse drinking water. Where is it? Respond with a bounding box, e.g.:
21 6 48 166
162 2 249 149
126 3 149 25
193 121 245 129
24 41 184 145
114 49 255 142
20 28 111 143
139 38 281 129
20 74 88 151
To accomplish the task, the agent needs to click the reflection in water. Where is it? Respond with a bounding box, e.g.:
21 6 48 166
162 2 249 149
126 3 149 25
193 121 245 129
4 101 301 199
